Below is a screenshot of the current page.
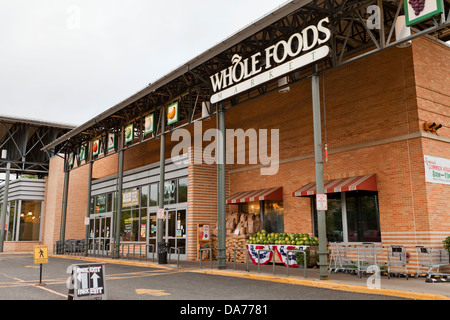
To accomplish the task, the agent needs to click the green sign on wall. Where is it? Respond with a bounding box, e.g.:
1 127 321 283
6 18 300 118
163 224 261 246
404 0 444 26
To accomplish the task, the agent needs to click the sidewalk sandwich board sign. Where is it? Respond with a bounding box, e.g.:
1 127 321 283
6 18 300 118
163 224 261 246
67 263 107 300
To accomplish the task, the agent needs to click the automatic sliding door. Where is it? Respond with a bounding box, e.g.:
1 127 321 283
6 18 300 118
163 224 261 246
147 207 187 259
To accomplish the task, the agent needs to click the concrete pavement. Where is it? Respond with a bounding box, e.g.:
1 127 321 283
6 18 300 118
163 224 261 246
40 253 450 300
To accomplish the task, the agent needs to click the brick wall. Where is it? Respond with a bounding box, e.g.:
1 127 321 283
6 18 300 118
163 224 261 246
225 37 449 270
42 156 90 250
38 36 448 270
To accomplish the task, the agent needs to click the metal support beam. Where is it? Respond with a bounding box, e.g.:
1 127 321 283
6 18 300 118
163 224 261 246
0 162 11 252
217 104 227 270
114 143 124 259
157 107 166 264
59 162 70 253
84 160 93 256
311 65 328 280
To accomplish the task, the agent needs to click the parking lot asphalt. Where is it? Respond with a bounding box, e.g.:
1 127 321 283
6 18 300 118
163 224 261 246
0 252 448 301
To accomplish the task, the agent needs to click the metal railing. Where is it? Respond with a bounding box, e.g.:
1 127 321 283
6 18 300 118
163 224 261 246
233 248 250 272
257 249 275 275
286 249 307 278
169 247 181 267
199 248 212 269
54 241 156 261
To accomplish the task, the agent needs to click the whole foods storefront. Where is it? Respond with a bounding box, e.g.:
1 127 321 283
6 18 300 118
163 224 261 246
41 0 449 278
88 158 189 259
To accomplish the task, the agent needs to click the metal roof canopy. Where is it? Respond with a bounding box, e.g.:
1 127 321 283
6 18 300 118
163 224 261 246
0 115 75 177
42 0 450 166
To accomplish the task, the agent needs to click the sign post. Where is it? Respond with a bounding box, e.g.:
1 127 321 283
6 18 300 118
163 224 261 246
34 245 48 286
67 263 107 300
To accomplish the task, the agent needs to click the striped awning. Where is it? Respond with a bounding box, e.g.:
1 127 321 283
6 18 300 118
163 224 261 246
292 174 377 197
227 187 283 204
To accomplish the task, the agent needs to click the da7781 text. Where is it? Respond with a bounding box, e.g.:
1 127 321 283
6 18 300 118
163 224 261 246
224 304 267 315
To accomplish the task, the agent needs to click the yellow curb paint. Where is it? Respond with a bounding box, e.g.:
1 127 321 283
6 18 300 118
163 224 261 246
189 269 450 301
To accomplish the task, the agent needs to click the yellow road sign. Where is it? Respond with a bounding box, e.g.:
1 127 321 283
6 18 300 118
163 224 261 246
34 245 48 264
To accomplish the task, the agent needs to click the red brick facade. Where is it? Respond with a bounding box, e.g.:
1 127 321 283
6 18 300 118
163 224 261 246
25 36 448 270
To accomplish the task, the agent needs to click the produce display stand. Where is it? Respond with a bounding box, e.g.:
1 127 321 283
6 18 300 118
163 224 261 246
246 244 310 267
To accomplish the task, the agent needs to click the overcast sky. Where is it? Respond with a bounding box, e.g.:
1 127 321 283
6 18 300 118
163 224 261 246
0 0 288 127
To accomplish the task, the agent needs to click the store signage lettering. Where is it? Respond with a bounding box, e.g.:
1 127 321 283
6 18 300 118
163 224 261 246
424 155 450 185
122 189 140 208
210 17 331 103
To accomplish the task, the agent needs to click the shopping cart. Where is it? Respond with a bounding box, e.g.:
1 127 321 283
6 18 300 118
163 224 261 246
386 245 409 279
328 243 358 274
355 243 379 278
415 246 450 280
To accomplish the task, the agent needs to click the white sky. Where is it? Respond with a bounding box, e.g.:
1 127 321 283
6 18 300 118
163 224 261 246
0 0 289 127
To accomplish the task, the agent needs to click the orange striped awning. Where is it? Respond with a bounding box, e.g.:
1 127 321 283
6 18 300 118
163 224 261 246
292 174 377 197
227 187 283 204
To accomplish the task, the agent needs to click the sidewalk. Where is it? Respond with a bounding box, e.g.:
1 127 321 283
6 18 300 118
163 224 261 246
51 253 450 300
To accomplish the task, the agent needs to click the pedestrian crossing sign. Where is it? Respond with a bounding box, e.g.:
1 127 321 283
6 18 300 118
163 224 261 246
34 245 48 264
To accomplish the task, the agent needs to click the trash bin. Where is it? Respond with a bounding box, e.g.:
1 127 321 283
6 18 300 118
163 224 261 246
157 242 169 264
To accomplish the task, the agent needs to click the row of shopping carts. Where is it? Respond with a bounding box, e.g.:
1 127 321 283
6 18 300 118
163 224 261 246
328 242 450 280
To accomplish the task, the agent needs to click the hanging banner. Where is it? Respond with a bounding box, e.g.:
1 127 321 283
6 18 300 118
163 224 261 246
167 102 179 125
144 113 155 135
92 139 100 156
404 0 444 26
125 124 134 144
424 155 450 185
107 133 116 151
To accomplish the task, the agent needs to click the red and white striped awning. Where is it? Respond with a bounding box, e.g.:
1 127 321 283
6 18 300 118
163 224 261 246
227 187 283 204
292 174 377 197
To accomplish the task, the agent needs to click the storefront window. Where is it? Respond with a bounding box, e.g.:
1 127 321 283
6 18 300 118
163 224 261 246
263 201 284 233
312 195 343 242
312 191 380 242
239 200 284 233
164 180 177 205
92 193 114 214
141 186 149 208
149 183 158 207
140 209 147 241
95 194 107 213
19 200 41 241
7 201 16 241
178 177 188 203
116 177 187 242
346 192 381 242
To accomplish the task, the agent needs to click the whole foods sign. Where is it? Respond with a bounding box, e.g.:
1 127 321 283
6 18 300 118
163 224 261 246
210 17 331 104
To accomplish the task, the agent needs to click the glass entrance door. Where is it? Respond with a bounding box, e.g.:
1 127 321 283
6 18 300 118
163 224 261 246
147 206 187 259
89 214 112 255
164 208 187 256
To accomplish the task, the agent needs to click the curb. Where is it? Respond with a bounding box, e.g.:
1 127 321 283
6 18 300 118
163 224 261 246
188 268 450 300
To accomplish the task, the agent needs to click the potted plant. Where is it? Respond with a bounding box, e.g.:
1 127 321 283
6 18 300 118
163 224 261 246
443 236 450 262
